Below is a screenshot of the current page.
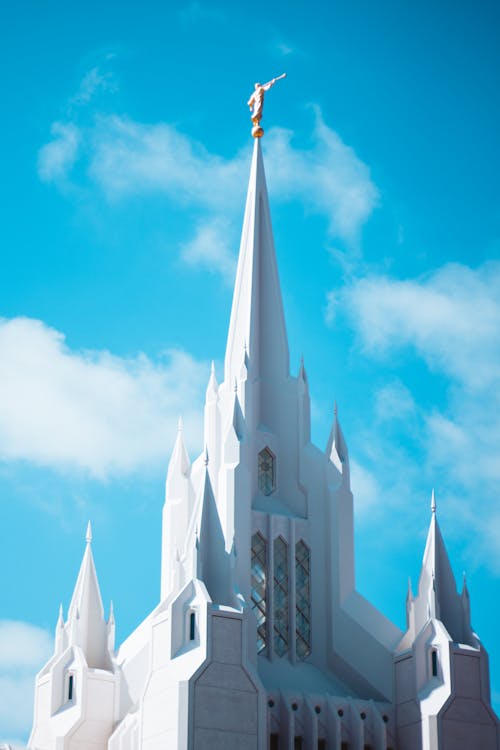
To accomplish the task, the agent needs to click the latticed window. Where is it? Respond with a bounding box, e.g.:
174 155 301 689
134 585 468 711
295 540 311 659
258 447 276 496
274 536 289 656
251 532 267 653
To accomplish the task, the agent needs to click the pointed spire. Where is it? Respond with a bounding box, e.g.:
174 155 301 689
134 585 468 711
407 577 413 602
408 490 474 645
67 524 111 669
108 600 115 626
298 355 307 383
195 466 231 604
166 420 191 490
326 403 349 476
206 361 218 403
224 138 289 387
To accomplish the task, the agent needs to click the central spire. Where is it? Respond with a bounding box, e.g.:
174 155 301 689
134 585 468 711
224 138 289 387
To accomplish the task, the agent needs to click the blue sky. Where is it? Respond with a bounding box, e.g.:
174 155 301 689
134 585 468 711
1 0 500 742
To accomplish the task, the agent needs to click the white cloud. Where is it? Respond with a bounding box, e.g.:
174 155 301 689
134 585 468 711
0 621 52 743
179 1 225 24
374 381 416 423
180 218 236 283
38 109 378 276
37 122 80 184
343 262 500 389
70 66 116 106
339 261 500 570
265 114 379 242
350 459 380 514
0 317 206 477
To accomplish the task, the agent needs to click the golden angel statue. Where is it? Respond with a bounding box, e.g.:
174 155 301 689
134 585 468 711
247 74 286 137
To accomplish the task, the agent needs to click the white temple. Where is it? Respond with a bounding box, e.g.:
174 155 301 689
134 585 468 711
27 136 500 749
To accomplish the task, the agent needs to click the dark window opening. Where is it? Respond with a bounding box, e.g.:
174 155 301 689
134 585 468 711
318 741 327 750
68 674 74 701
341 743 350 750
431 649 438 676
294 738 303 750
189 612 196 641
270 733 280 750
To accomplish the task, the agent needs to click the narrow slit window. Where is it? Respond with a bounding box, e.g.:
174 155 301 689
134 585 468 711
273 536 289 657
189 611 196 641
251 532 267 653
68 674 74 701
431 649 438 677
294 738 303 750
259 448 276 496
270 734 280 750
295 540 311 660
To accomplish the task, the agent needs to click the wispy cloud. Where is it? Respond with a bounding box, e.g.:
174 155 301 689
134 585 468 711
0 621 52 744
336 261 500 571
38 107 378 276
69 65 117 107
180 217 236 283
0 317 207 477
37 122 80 184
179 1 224 24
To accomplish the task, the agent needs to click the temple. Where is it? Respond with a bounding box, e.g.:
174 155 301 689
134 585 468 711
28 138 500 749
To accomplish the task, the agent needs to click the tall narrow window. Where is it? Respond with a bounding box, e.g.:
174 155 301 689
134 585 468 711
189 611 196 641
431 649 438 677
251 532 267 653
270 734 280 750
274 536 289 656
68 674 74 701
295 540 311 659
259 448 276 496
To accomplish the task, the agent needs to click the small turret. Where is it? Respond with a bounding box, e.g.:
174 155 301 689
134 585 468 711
161 419 193 599
66 522 112 670
326 403 350 484
403 491 475 647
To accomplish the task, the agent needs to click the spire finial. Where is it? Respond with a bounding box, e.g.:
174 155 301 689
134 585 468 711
204 445 209 466
247 74 287 138
177 416 183 432
234 377 238 393
431 488 436 514
86 520 93 544
210 359 215 375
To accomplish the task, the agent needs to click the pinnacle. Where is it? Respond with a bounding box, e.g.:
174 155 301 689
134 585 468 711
86 520 93 544
431 488 436 514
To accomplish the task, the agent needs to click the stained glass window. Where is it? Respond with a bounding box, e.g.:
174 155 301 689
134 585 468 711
295 540 311 659
258 447 276 496
251 532 267 653
274 536 289 656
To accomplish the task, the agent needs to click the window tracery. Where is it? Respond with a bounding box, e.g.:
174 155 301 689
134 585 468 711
295 540 311 659
274 536 289 656
251 532 267 653
258 447 276 496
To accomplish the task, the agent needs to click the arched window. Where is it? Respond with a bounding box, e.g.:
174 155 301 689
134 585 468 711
295 540 311 659
189 611 196 641
68 673 74 702
258 448 276 496
274 536 289 656
431 648 438 677
251 532 267 653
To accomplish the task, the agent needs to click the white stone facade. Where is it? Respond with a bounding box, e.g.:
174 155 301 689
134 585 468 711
28 139 500 749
